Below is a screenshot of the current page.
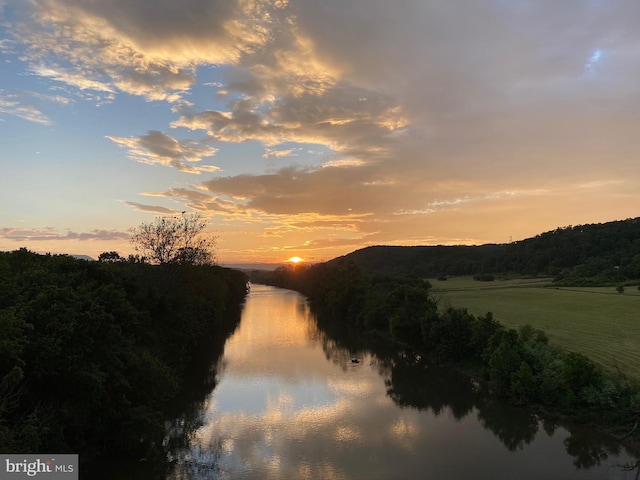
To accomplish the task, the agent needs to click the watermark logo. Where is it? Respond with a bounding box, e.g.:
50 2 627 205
1 455 77 479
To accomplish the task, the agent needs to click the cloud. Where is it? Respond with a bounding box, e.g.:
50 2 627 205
0 38 12 54
5 0 640 261
9 0 286 101
140 187 241 214
163 0 640 250
0 227 130 242
107 130 219 173
263 147 298 159
199 164 403 216
288 217 363 231
0 90 51 125
172 84 406 158
578 179 625 189
30 91 73 105
393 191 531 216
292 0 640 106
123 202 182 215
29 65 115 95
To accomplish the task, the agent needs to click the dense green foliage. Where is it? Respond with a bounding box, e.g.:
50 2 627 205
0 249 247 460
328 217 640 285
256 261 640 428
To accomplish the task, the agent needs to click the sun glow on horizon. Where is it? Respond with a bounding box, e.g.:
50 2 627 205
287 256 304 264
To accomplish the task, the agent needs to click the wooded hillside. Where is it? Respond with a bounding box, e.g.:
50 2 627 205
328 217 640 284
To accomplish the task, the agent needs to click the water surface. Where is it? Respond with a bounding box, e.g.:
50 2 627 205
167 284 639 479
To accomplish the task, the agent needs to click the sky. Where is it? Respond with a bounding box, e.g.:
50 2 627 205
1 0 639 265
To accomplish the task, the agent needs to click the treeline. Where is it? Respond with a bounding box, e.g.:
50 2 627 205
328 217 640 284
0 249 248 461
256 261 640 427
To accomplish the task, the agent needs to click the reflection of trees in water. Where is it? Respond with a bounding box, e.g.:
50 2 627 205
102 308 242 480
385 355 475 420
564 434 610 469
167 441 224 480
563 430 621 469
475 400 539 451
619 460 640 480
163 312 241 478
308 311 371 372
311 311 638 470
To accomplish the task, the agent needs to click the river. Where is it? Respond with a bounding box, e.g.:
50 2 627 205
162 284 638 479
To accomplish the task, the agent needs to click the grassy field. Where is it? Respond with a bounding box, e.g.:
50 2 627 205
431 277 640 379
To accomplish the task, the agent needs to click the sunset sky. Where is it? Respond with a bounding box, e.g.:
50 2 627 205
1 0 639 265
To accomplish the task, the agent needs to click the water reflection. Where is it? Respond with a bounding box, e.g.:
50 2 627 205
311 293 639 473
166 285 638 479
88 300 242 480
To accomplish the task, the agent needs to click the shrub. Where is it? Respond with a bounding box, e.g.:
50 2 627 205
484 329 525 397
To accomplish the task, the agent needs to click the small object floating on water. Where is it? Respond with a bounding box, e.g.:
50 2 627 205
351 358 360 364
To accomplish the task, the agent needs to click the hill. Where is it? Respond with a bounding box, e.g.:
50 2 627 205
328 217 640 284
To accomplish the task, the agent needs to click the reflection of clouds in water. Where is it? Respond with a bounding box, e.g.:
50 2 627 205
334 425 361 443
220 346 340 381
188 375 442 479
207 374 341 417
326 373 380 398
196 397 351 445
185 286 476 476
389 418 421 452
169 286 640 479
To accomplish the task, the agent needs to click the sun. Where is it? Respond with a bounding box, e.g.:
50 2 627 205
287 256 304 264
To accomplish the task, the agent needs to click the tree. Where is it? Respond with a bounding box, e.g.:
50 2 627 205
130 213 217 265
98 251 124 263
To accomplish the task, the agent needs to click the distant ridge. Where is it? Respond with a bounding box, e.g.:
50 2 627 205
327 217 640 281
71 254 94 261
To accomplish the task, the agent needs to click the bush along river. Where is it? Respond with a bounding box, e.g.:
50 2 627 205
126 284 639 479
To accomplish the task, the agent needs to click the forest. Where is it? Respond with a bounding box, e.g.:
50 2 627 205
325 217 640 285
0 249 248 465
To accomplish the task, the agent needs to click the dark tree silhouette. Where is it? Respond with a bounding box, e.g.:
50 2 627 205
131 213 217 265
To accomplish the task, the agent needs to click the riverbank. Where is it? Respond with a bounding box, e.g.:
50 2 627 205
314 305 640 464
253 263 640 456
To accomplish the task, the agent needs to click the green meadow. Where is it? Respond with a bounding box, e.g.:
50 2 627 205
431 277 640 379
